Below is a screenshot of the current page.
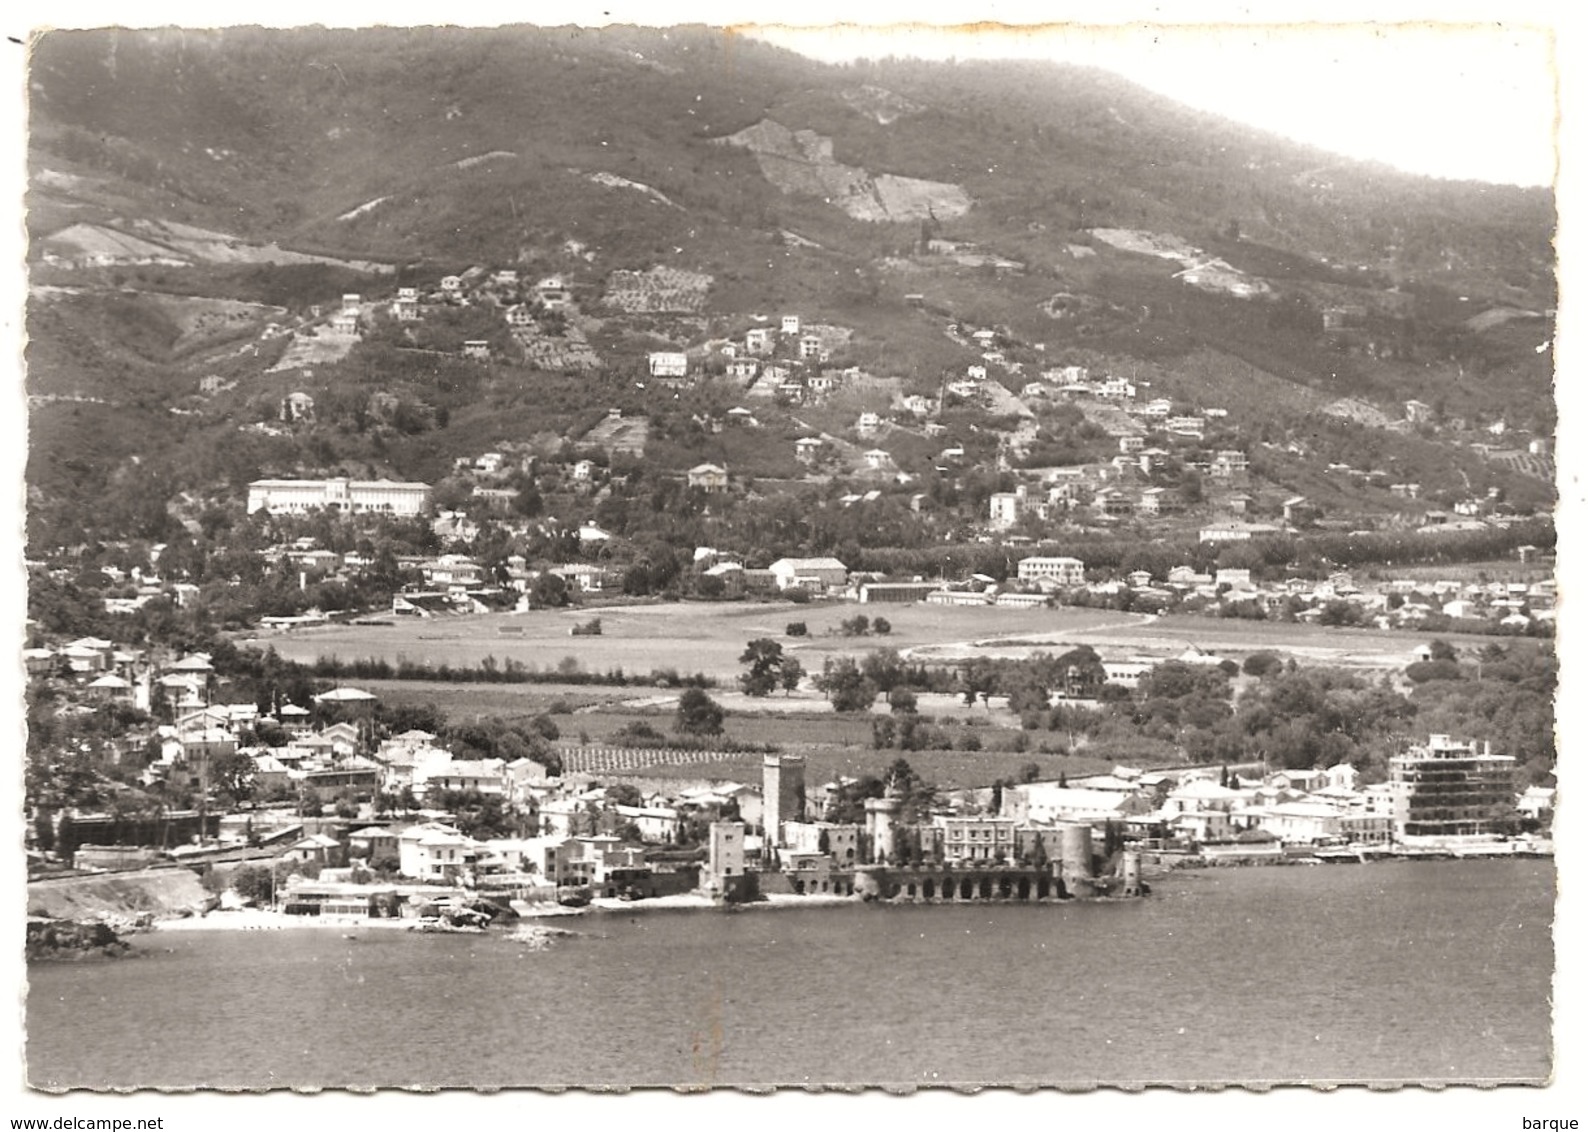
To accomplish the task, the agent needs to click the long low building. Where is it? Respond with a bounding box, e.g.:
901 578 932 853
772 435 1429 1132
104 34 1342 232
857 581 941 604
247 477 431 516
1198 521 1283 544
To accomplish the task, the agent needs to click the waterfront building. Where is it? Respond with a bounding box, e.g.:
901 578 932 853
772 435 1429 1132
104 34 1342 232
348 826 401 863
1362 782 1397 818
938 816 1017 863
780 851 848 895
397 823 475 881
781 820 861 865
1517 785 1556 821
1253 802 1343 845
1012 784 1144 825
1339 813 1393 845
1169 808 1235 842
246 477 431 517
703 821 747 897
1389 733 1518 841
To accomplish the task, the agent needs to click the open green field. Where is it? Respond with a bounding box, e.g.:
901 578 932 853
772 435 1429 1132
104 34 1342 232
241 601 1137 683
269 607 1246 790
353 678 1043 758
242 600 1519 713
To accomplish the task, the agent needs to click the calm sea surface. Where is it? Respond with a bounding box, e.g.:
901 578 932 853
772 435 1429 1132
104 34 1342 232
25 859 1554 1089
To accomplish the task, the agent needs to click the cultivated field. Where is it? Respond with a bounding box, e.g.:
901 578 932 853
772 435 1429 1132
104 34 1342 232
622 748 1120 793
555 706 872 748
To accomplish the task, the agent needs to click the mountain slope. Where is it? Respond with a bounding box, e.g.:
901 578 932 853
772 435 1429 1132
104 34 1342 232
23 25 1557 549
29 26 1553 293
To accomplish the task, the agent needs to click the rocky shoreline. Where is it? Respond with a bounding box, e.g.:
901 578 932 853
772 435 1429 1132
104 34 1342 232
25 918 133 961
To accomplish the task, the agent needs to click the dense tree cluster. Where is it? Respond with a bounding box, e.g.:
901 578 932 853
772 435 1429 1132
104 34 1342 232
824 758 940 829
934 637 1557 787
815 657 878 713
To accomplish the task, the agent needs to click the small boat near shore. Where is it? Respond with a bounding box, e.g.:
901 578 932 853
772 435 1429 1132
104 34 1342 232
1314 846 1394 864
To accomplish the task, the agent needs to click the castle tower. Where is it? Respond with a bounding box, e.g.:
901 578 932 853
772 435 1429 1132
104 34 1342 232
762 754 806 848
1120 848 1143 897
864 796 901 864
705 821 746 891
1058 822 1096 898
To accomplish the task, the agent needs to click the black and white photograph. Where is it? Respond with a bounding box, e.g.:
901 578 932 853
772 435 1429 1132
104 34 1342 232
6 0 1575 1118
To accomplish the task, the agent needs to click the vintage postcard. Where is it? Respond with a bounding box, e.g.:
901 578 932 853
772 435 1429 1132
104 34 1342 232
8 4 1572 1123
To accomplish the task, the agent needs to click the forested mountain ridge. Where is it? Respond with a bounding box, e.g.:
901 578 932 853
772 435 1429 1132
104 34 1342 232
23 25 1556 550
29 26 1553 286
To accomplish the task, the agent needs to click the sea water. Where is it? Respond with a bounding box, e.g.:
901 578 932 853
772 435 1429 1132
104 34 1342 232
24 859 1553 1089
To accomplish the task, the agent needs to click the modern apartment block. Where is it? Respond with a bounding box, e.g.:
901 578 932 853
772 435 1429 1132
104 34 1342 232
1389 733 1517 840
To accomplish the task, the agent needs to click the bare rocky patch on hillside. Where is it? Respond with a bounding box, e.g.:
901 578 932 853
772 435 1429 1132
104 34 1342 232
715 117 970 223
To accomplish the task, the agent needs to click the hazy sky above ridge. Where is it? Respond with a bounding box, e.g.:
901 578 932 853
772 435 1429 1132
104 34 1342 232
747 22 1558 187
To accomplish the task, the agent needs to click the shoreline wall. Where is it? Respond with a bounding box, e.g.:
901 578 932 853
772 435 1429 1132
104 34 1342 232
854 864 1075 903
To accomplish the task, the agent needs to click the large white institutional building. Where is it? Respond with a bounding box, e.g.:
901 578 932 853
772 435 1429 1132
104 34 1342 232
246 478 431 516
1016 556 1086 586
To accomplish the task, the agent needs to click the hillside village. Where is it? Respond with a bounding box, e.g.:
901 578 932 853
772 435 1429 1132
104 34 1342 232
156 261 1551 641
212 258 1554 556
